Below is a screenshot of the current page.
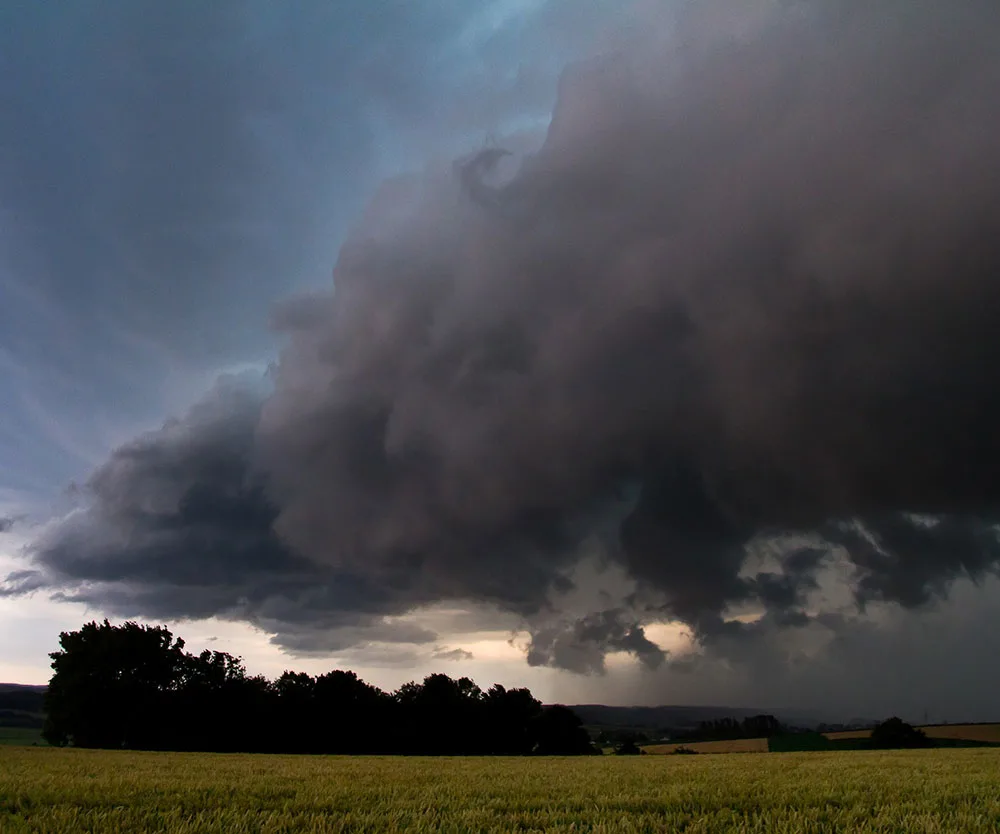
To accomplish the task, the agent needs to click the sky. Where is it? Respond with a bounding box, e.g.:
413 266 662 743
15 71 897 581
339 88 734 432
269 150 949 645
2 0 1000 723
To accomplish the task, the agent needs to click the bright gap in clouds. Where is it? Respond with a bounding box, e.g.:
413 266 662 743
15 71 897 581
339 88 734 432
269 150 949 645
0 529 89 684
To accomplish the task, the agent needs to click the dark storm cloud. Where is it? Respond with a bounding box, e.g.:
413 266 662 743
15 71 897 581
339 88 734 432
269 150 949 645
526 610 665 675
7 375 561 654
0 570 46 596
260 620 438 656
6 378 440 652
10 0 1000 674
0 517 17 534
610 574 1000 724
257 0 1000 655
825 516 1000 609
433 647 475 662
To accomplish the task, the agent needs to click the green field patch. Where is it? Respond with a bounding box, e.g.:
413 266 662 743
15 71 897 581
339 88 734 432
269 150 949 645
922 737 1000 749
0 727 45 747
768 732 833 752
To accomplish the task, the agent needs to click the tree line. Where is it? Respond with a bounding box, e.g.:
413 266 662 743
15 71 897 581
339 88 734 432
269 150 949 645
676 714 785 742
43 620 598 755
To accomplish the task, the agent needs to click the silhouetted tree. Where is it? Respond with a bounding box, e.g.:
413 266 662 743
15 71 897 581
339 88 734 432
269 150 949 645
614 738 643 755
42 621 594 756
313 669 391 753
396 673 491 754
44 620 186 748
532 705 600 755
684 714 784 742
743 714 783 738
869 717 931 749
273 671 316 752
483 684 542 755
170 649 267 752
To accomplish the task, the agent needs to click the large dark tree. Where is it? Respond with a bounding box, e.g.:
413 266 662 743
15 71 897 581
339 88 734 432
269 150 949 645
171 649 271 752
41 621 595 756
314 669 392 753
396 673 487 754
869 717 932 749
44 620 187 748
483 684 543 755
531 705 600 755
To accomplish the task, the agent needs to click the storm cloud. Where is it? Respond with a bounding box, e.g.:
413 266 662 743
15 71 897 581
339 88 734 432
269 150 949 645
9 0 1000 674
526 610 666 675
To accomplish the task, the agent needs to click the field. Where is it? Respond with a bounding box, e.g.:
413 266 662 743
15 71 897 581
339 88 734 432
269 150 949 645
0 727 44 747
641 738 769 754
4 748 1000 832
825 723 1000 743
638 723 1000 754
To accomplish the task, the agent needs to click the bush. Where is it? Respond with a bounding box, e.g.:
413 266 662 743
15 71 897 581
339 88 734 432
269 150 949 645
868 718 932 749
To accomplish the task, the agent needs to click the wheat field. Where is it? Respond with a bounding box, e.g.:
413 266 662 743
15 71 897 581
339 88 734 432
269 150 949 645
3 746 1000 832
824 723 1000 743
920 724 1000 743
641 738 769 755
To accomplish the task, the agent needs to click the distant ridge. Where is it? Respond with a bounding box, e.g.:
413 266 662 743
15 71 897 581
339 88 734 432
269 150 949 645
0 683 46 693
0 684 46 732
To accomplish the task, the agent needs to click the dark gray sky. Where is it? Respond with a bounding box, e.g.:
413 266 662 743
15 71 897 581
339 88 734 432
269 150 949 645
3 0 1000 723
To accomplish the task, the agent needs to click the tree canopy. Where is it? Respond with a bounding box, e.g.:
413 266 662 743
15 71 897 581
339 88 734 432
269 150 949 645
868 717 931 749
43 620 598 756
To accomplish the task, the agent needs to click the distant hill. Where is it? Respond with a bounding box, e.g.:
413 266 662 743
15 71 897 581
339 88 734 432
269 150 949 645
0 683 46 693
0 684 45 727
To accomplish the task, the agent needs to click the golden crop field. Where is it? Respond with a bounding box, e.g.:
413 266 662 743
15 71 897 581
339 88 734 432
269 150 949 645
922 724 1000 743
4 747 1000 833
641 738 768 754
824 723 1000 743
